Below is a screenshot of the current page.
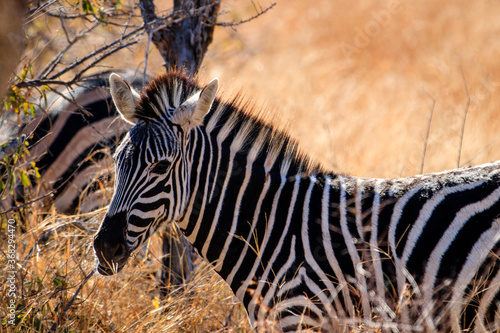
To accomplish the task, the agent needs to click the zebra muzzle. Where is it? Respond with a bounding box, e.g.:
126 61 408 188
93 212 130 276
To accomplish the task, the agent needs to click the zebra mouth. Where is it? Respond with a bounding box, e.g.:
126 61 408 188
97 255 128 276
96 259 128 276
94 245 130 276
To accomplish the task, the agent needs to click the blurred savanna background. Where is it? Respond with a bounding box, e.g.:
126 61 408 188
1 0 500 331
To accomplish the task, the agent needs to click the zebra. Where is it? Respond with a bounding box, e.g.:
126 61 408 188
0 70 195 287
0 70 142 214
93 71 500 332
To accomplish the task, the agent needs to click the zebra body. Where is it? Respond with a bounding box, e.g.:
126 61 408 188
0 70 145 214
94 72 500 332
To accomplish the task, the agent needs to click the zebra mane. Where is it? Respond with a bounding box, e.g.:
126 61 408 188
138 71 325 175
137 71 200 123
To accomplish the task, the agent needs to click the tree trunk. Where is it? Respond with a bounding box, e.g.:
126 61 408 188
140 0 219 74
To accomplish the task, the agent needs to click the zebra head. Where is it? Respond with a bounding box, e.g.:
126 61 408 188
93 72 218 275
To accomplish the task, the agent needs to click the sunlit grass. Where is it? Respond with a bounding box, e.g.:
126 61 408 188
0 209 251 332
1 0 500 332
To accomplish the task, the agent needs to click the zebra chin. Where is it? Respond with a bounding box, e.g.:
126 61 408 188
96 261 128 276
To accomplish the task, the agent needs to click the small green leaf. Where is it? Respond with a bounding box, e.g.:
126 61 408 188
18 170 30 187
4 99 10 111
53 275 67 289
36 277 43 290
21 66 28 81
30 162 41 178
42 85 50 107
82 0 93 13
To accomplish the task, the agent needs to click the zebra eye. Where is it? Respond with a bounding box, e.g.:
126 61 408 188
150 160 170 174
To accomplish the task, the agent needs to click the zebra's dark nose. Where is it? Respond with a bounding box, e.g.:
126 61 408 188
93 212 129 275
94 236 127 264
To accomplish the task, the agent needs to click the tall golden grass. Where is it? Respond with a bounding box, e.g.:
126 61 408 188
206 0 500 177
2 0 500 331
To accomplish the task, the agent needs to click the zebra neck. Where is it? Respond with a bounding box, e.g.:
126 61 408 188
176 107 320 265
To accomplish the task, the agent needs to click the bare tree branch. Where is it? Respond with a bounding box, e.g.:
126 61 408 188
15 40 138 89
209 2 276 27
47 269 95 333
11 0 274 90
37 21 101 79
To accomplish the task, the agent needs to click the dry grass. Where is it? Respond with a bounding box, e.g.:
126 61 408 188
0 209 251 332
2 0 500 332
204 0 500 177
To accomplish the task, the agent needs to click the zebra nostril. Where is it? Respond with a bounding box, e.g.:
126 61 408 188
112 243 126 261
99 240 128 263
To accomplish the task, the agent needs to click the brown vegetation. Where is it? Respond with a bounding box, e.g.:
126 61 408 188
1 0 500 331
205 0 500 178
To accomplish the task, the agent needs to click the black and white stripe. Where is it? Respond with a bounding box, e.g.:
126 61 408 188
0 70 145 214
94 71 500 332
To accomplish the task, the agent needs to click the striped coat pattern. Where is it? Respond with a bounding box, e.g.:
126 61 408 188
93 72 500 332
0 71 143 214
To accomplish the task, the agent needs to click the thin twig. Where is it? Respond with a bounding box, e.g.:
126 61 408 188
461 140 496 166
47 27 144 80
206 2 276 27
71 40 140 82
38 21 101 79
58 5 74 44
224 304 236 327
14 79 81 89
122 1 142 36
26 0 58 21
458 67 471 168
49 88 93 117
0 190 56 216
46 10 144 28
143 30 153 86
47 270 95 333
16 40 139 89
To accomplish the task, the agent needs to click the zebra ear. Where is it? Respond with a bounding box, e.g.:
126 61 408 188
195 78 218 120
109 73 140 124
174 78 218 131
